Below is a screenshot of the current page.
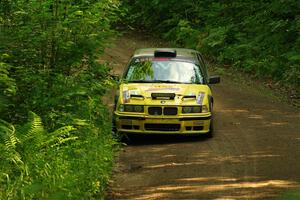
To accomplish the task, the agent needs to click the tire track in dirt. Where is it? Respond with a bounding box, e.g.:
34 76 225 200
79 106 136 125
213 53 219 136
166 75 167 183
104 34 300 200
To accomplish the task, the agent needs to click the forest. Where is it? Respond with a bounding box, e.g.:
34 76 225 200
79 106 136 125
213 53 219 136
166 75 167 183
123 0 299 92
0 0 299 199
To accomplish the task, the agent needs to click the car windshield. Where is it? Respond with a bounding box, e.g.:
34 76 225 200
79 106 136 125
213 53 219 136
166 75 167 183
125 58 204 84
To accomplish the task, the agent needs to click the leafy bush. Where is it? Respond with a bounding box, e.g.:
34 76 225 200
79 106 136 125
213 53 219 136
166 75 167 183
0 0 120 198
0 60 16 118
0 112 116 199
122 0 300 93
0 50 118 199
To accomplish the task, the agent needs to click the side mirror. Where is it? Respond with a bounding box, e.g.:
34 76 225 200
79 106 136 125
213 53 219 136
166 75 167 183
209 76 220 84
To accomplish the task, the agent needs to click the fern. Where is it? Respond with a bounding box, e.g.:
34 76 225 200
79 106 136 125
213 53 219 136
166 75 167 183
0 119 26 176
4 132 18 150
1 113 76 167
50 136 79 148
0 119 18 156
19 112 45 149
0 113 79 199
42 125 77 148
0 119 15 136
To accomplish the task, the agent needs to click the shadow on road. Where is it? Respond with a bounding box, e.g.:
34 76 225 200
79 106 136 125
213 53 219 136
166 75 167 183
121 134 210 146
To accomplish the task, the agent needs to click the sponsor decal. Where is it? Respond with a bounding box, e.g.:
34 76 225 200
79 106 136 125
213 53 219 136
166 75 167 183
135 57 152 62
145 87 180 92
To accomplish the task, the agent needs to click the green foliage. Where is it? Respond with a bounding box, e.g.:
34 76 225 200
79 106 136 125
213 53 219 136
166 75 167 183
1 0 121 120
0 55 16 117
163 20 200 48
1 0 120 70
122 0 300 93
0 0 121 198
278 190 300 200
0 112 116 199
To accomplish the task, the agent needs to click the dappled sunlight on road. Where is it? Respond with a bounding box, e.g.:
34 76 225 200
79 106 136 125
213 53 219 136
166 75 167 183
217 108 297 127
177 177 245 182
265 121 289 126
111 141 300 199
120 178 298 200
247 114 264 119
219 109 250 113
143 161 207 169
141 152 281 170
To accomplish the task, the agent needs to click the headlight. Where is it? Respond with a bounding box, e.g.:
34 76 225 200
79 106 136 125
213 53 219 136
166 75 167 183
125 105 133 112
192 106 202 113
133 105 143 112
197 92 205 104
182 106 192 113
182 106 202 113
119 105 144 113
119 105 124 112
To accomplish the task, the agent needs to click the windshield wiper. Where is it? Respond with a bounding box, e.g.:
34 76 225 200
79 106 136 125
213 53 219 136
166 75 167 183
154 80 186 84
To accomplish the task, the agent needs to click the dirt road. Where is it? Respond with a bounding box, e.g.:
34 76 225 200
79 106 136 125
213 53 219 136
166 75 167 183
103 34 300 200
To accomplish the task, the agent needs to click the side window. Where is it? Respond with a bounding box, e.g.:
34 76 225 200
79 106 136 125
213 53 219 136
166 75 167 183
197 53 209 81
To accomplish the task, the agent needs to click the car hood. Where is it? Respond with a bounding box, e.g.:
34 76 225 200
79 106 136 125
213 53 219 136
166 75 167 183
118 83 211 105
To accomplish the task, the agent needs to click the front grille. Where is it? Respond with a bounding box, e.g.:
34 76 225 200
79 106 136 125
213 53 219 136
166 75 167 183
145 124 180 131
186 126 192 131
148 107 162 115
148 106 178 115
164 107 177 115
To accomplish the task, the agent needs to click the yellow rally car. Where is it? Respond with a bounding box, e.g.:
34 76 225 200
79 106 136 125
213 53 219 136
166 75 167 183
113 48 220 137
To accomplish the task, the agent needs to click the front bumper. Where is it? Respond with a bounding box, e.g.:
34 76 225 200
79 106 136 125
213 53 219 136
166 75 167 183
114 112 212 135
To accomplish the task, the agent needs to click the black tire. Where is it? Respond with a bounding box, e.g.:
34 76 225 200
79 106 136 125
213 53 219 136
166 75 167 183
112 95 119 135
207 101 214 138
207 117 214 138
112 119 117 134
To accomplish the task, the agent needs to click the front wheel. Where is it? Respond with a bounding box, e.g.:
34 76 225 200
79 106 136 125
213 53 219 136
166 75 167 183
206 117 214 138
207 101 214 138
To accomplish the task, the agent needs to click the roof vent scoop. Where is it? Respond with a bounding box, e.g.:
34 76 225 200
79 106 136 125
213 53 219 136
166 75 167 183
154 49 177 58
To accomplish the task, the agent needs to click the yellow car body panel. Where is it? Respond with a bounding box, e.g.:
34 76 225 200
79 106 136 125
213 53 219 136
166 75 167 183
114 83 212 135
